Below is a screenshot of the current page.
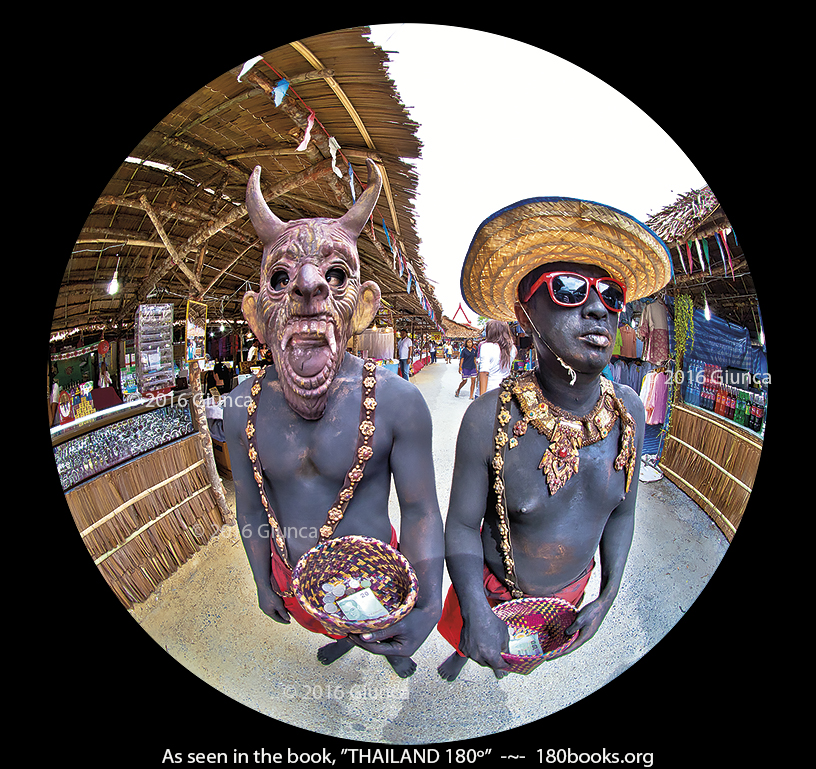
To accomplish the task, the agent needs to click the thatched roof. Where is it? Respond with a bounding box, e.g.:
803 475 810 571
441 315 482 340
645 187 760 334
646 186 728 244
52 27 442 347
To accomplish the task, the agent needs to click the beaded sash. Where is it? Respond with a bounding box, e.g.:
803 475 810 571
491 373 636 599
245 359 379 585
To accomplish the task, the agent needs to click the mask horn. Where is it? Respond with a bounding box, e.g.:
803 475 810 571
338 158 382 236
246 166 286 246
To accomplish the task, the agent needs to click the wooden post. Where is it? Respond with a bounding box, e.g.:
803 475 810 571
188 356 234 525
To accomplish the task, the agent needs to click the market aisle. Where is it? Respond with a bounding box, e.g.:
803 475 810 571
129 359 729 744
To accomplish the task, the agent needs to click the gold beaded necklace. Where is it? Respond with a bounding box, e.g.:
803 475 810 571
504 371 636 495
245 359 378 594
491 372 637 598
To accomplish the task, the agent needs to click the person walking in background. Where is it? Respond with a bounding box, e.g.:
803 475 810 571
398 330 413 380
478 320 517 394
455 338 478 399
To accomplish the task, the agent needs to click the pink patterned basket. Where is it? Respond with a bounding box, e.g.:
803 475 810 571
493 596 578 674
291 535 418 635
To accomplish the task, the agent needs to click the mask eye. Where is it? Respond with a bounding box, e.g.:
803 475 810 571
326 267 347 288
270 270 290 291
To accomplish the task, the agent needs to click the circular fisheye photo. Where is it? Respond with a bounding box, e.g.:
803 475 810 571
47 23 767 757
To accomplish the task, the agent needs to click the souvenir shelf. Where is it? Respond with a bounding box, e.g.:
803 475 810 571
136 303 175 393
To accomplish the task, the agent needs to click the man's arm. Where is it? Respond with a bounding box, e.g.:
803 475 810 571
352 380 444 656
442 392 511 674
223 391 291 624
557 386 645 656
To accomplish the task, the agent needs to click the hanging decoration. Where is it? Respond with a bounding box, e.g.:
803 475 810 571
719 229 734 277
348 162 356 202
328 137 342 178
273 79 289 106
236 53 443 331
694 239 706 273
701 237 711 273
237 55 264 82
296 110 315 151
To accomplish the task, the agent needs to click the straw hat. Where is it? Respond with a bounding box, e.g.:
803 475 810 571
461 197 672 321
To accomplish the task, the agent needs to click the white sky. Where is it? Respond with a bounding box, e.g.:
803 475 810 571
367 24 708 322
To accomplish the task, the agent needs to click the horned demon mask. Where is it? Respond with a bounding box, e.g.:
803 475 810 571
242 159 382 420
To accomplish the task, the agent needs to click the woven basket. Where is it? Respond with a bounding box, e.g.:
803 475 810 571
493 596 578 674
291 535 418 635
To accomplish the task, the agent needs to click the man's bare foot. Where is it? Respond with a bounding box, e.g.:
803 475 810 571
386 655 417 678
437 651 468 681
317 637 355 665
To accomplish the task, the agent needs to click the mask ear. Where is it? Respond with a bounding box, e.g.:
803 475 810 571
351 281 381 334
242 291 266 346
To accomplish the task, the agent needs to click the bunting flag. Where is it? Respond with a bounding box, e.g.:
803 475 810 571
296 110 315 151
328 137 342 178
406 271 412 295
714 231 727 273
701 237 711 274
720 230 734 277
237 55 263 81
273 79 289 106
694 239 707 274
676 245 687 274
348 163 356 201
686 242 694 274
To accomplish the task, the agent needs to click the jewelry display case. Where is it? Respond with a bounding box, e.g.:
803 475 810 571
52 394 225 608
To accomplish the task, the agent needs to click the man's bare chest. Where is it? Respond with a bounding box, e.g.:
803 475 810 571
501 429 627 520
254 407 361 484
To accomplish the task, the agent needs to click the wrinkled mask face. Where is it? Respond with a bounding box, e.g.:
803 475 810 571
259 221 362 418
242 160 382 420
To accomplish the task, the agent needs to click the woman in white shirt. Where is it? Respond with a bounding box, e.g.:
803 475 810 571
478 320 516 394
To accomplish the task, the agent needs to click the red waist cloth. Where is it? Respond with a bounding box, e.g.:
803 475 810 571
270 526 399 639
437 559 595 656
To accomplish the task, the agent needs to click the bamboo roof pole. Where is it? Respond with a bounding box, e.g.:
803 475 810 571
137 193 233 526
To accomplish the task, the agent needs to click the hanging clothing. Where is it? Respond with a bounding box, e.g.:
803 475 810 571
640 370 669 425
618 324 638 358
608 358 652 396
639 300 670 364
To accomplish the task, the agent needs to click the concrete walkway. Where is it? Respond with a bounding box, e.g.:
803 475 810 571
129 359 729 745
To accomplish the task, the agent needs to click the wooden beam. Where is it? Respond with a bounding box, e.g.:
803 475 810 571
181 157 337 253
289 40 403 240
139 195 204 296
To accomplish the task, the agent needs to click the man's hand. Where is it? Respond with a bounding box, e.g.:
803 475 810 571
550 595 613 659
347 603 439 658
458 608 511 677
257 587 291 624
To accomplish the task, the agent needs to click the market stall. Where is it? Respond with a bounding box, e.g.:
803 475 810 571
50 29 445 610
53 395 226 607
646 188 767 541
659 304 766 541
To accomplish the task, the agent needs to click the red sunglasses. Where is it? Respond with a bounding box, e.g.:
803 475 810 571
520 271 627 313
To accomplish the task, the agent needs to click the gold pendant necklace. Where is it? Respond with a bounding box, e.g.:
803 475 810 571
498 372 636 495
